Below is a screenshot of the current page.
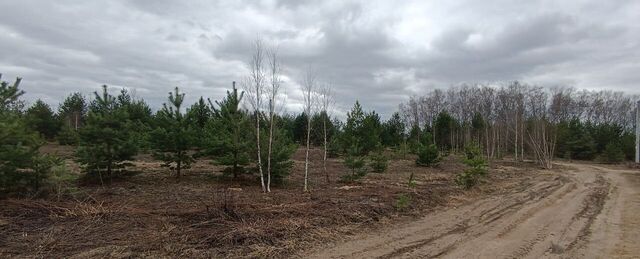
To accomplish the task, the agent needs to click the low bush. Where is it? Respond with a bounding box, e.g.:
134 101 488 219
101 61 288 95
395 193 412 210
455 166 487 189
456 142 488 189
416 144 439 167
343 154 366 181
369 150 388 173
46 163 80 200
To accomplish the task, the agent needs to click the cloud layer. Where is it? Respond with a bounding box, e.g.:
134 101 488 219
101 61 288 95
1 0 638 117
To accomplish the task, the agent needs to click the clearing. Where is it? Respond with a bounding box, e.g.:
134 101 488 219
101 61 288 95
1 145 638 258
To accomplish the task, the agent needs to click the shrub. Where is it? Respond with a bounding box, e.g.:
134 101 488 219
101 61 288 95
395 193 412 210
342 143 367 181
343 155 366 181
416 144 439 167
456 142 488 189
369 150 388 173
29 154 61 192
463 156 488 168
46 163 79 200
463 142 483 160
455 168 479 189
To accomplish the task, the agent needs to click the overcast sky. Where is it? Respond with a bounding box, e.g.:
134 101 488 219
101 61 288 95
1 0 638 118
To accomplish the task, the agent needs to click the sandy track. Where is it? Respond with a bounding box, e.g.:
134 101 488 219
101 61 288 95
306 163 640 259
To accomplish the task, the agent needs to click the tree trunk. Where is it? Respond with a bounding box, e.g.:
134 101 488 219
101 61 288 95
267 107 274 193
521 119 525 161
485 123 490 159
514 115 518 161
256 111 265 192
323 116 329 183
74 112 79 130
304 115 312 192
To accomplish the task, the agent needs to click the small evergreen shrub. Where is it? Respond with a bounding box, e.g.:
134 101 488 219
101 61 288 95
456 142 488 189
369 150 388 173
343 155 366 181
416 144 439 167
395 193 412 210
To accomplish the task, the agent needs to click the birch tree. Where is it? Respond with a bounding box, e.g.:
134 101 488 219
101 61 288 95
244 39 267 192
319 82 334 183
301 69 316 192
265 45 282 192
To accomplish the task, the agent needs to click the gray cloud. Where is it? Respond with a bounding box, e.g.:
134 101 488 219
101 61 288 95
0 0 638 118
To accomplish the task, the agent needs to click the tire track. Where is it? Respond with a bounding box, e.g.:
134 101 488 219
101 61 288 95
306 163 634 259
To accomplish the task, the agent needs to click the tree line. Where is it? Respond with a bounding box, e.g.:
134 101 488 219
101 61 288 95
0 73 408 195
399 82 638 168
2 44 638 196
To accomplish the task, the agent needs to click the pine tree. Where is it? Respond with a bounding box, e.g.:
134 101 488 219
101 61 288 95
416 144 440 167
0 117 45 193
1 76 56 194
407 124 422 153
25 99 60 139
434 111 456 151
382 112 405 147
58 92 87 131
342 101 366 154
150 87 196 179
361 111 383 153
1 76 34 192
343 142 366 180
116 89 153 150
369 147 389 173
600 141 625 163
341 101 369 180
206 84 252 179
310 112 335 145
187 97 212 148
293 112 308 144
76 85 137 184
0 75 24 113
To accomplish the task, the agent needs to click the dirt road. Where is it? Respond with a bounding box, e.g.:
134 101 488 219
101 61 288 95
306 163 640 258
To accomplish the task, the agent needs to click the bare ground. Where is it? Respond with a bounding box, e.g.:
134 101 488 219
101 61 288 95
2 144 638 258
0 146 516 258
305 162 640 259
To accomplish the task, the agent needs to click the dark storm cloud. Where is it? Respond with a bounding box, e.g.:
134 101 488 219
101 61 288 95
0 0 638 118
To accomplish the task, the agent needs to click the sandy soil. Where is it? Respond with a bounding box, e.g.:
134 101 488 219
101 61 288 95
305 163 640 259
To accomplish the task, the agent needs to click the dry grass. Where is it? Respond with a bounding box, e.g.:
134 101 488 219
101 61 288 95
0 145 539 258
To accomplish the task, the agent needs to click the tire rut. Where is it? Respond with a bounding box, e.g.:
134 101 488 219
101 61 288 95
306 163 631 259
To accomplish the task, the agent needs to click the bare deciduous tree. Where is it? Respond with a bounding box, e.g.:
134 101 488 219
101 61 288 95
301 69 316 192
526 87 556 169
244 39 267 192
265 45 282 193
319 82 334 183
